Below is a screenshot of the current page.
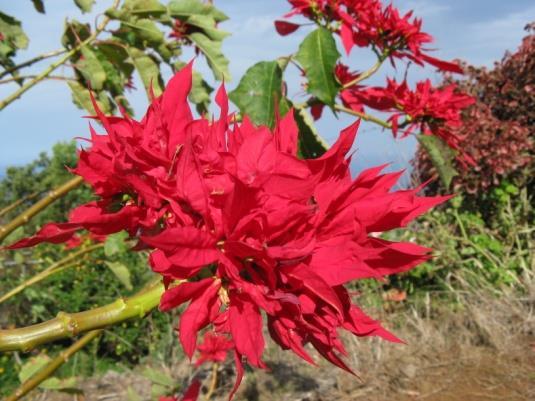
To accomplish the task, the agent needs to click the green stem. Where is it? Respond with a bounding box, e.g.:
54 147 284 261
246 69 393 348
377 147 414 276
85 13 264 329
342 55 386 89
0 75 75 85
333 104 392 129
5 330 103 401
0 278 163 352
0 49 66 80
0 192 40 219
0 243 103 304
0 176 84 244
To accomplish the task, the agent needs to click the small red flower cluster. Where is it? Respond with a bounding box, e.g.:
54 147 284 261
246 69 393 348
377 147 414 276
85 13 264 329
276 0 475 162
279 0 462 72
342 78 476 159
8 64 448 399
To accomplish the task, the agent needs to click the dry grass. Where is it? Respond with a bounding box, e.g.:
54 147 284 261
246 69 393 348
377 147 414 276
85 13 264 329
27 272 535 401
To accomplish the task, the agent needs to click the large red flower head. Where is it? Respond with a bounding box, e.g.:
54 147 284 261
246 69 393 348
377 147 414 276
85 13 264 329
8 63 449 398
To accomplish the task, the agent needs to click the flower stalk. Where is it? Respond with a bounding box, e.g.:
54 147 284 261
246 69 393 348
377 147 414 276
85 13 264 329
0 176 84 244
0 243 103 304
0 278 164 352
4 330 103 401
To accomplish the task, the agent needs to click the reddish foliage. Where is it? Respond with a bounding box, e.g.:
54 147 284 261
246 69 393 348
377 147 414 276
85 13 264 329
415 23 534 193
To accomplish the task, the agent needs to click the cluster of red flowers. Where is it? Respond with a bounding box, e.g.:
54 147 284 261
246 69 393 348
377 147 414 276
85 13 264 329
276 0 475 162
7 64 448 399
278 0 462 72
342 78 475 160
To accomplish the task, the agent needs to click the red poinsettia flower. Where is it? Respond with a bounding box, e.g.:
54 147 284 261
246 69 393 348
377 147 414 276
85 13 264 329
342 78 475 161
6 63 449 399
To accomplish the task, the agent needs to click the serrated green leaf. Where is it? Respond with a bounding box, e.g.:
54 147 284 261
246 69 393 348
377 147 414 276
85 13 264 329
188 32 230 81
186 14 230 42
68 81 112 114
31 0 46 13
124 19 165 45
417 134 459 189
168 0 228 22
77 46 107 90
74 0 95 13
40 376 78 391
190 70 213 115
295 27 340 106
294 107 329 159
229 61 283 128
104 261 133 291
127 47 163 97
104 231 129 257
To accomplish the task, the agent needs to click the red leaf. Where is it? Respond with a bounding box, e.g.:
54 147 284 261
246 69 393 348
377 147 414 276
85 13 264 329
274 20 300 36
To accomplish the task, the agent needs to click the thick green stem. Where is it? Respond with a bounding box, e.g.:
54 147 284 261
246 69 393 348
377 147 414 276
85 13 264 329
0 243 103 304
4 330 103 401
0 176 84 244
0 279 163 352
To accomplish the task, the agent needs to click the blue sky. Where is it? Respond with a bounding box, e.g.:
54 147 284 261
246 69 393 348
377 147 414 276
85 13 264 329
1 0 534 181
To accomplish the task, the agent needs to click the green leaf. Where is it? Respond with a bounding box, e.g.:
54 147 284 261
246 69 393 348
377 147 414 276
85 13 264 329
188 32 230 81
417 134 458 189
229 61 283 128
0 12 29 58
124 19 165 45
62 20 91 49
68 81 112 114
294 107 329 158
73 0 95 13
168 0 228 22
124 0 167 17
104 231 129 257
190 70 213 115
295 27 340 106
142 367 175 387
127 47 163 97
104 261 133 291
127 386 143 401
77 46 107 91
186 14 230 42
31 0 46 13
19 355 79 391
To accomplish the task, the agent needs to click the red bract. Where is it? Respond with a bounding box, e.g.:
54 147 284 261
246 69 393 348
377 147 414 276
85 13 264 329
342 78 475 160
281 0 462 73
7 64 449 399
